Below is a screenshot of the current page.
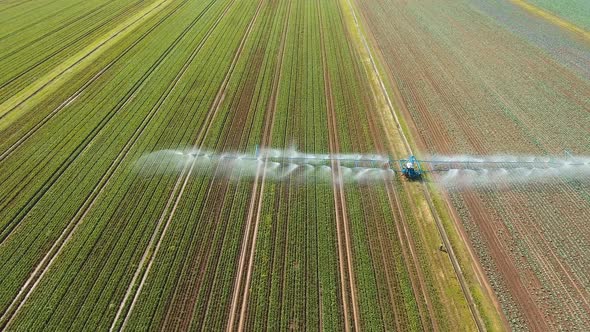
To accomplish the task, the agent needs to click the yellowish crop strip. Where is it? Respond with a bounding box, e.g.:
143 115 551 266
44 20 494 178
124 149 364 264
510 0 590 41
0 0 174 130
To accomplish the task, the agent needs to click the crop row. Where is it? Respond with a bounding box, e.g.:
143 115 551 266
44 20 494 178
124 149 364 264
324 0 447 329
243 0 351 329
462 179 590 330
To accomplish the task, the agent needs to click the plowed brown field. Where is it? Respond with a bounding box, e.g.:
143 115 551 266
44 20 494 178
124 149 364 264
356 0 590 330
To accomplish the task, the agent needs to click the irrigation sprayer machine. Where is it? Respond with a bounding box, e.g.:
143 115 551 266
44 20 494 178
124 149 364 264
177 145 588 181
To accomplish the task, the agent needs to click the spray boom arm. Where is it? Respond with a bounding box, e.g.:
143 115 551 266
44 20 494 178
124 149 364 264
186 146 588 182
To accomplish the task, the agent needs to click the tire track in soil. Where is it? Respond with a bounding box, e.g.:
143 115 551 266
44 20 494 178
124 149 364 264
65 16 250 326
406 67 525 329
61 1 240 328
333 71 400 327
412 39 551 328
226 1 291 329
384 181 435 330
265 2 302 330
0 1 223 329
0 0 220 270
439 189 509 329
362 2 585 328
111 0 264 330
146 30 252 329
444 54 584 327
0 0 214 253
359 183 401 329
8 119 197 331
318 4 360 330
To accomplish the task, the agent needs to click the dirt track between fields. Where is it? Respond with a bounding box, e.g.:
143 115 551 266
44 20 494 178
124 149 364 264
317 5 361 331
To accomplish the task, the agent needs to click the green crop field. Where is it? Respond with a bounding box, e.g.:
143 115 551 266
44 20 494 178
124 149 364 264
3 0 586 331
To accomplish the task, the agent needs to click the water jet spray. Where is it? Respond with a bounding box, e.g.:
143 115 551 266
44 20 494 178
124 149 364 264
135 146 590 186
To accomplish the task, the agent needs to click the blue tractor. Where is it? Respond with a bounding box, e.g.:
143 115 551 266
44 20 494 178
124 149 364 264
399 155 423 180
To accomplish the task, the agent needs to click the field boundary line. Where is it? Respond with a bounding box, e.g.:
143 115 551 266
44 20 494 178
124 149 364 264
110 0 264 329
0 0 174 128
439 189 509 326
350 17 437 326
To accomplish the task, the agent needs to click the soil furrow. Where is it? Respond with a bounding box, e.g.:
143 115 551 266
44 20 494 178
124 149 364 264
318 3 361 330
227 0 291 329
